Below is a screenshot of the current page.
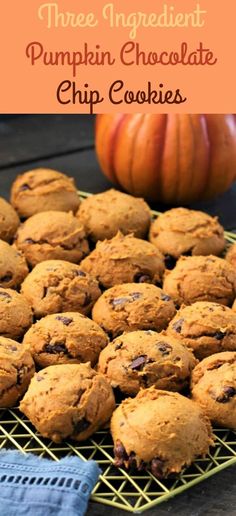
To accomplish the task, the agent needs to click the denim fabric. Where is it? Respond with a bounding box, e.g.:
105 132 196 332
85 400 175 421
0 450 100 516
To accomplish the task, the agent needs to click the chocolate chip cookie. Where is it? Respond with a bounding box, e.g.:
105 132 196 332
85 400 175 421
150 208 225 269
21 260 101 318
10 168 80 218
167 302 236 360
23 312 108 368
0 336 35 407
226 243 236 268
0 240 28 289
98 330 197 395
20 363 116 443
15 211 89 267
163 256 236 307
111 387 213 478
191 352 236 429
0 197 20 242
92 283 176 338
80 233 165 289
0 288 33 340
77 189 151 241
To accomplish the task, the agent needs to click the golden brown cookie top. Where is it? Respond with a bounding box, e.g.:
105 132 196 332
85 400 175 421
111 387 213 476
163 255 236 306
23 311 108 368
0 239 28 289
10 168 80 218
0 197 20 242
98 330 197 395
81 232 165 289
92 282 176 338
167 301 236 359
21 260 101 318
77 188 151 241
15 211 89 267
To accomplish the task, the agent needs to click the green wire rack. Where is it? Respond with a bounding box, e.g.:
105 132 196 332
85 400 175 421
0 191 235 513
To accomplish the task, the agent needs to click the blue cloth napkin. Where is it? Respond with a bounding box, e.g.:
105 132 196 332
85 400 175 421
0 450 100 516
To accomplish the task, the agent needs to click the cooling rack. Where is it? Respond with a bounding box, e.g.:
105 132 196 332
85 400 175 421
0 190 236 513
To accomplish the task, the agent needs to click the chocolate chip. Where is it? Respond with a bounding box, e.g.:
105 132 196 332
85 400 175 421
130 355 148 371
114 342 123 351
73 269 86 277
24 238 35 244
73 418 90 434
134 273 152 283
216 386 236 403
20 183 31 191
0 274 13 283
36 375 44 382
150 458 165 478
214 331 225 341
111 297 129 307
45 342 67 354
55 316 73 326
9 345 17 352
157 342 172 356
114 440 128 462
130 292 142 300
82 293 91 307
0 291 11 301
172 318 184 333
164 255 176 270
160 293 171 302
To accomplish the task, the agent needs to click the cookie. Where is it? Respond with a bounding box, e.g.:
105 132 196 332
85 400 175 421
92 283 176 338
77 189 151 242
0 288 33 340
163 255 236 307
226 243 236 268
20 363 116 443
150 208 225 269
23 312 108 368
15 211 89 267
0 240 28 289
111 387 213 478
191 352 236 429
81 233 165 289
167 302 236 360
21 260 101 318
10 168 80 218
0 336 35 407
98 330 197 395
0 197 20 242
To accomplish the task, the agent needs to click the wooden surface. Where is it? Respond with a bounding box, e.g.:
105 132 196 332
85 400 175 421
0 115 235 516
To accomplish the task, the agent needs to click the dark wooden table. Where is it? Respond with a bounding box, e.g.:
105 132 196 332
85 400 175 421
0 115 235 516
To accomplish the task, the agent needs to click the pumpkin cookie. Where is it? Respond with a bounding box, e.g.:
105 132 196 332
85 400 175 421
23 312 108 368
21 260 101 318
150 208 225 269
92 283 176 338
0 336 35 407
15 211 89 267
20 363 116 443
10 168 80 218
191 352 236 429
0 288 33 340
98 330 197 395
0 240 28 289
80 233 165 289
0 197 20 242
167 302 236 360
163 255 236 307
226 243 236 268
111 387 213 478
77 189 151 241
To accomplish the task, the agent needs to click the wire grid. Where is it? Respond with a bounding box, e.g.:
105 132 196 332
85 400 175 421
0 191 236 513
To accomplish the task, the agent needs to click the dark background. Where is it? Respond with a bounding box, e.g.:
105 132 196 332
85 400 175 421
0 115 235 516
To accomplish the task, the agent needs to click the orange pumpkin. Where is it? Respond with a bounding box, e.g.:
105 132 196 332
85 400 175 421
95 114 236 204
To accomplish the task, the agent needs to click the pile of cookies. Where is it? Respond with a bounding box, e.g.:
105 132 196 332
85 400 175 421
0 167 236 480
